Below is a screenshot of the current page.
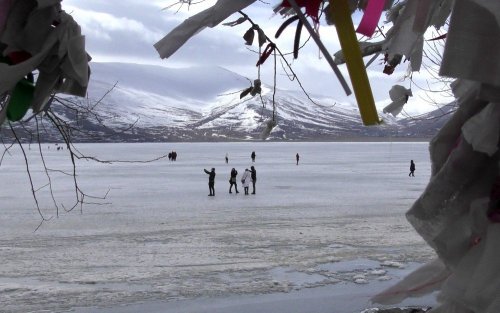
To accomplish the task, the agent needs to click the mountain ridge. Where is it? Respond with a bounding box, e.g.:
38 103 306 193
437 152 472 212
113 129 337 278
1 62 452 142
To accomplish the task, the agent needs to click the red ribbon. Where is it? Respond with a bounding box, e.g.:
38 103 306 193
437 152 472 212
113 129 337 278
280 0 322 23
7 51 32 64
256 43 276 66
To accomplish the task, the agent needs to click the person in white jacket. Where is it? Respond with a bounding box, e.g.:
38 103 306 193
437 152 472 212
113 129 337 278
240 168 252 195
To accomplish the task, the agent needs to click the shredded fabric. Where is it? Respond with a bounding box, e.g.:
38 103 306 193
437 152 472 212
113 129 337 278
154 0 256 59
383 85 412 117
374 2 500 312
0 0 90 124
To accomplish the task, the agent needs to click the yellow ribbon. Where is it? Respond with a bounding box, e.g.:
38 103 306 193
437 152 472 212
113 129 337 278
330 0 380 126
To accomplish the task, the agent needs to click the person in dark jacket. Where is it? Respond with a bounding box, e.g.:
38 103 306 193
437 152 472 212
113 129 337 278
229 168 239 194
250 166 257 194
296 153 300 165
204 168 216 196
409 160 415 177
251 151 256 162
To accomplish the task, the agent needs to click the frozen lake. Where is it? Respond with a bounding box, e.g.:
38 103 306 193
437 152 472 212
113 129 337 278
0 142 436 312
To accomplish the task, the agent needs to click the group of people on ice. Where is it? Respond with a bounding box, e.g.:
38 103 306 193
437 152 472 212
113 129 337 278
202 151 303 196
231 166 257 195
204 166 257 196
168 151 178 161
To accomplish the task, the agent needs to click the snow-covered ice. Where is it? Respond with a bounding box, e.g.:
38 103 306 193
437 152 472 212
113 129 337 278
0 142 436 312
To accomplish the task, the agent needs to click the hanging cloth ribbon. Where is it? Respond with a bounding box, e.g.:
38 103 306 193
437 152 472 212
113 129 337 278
356 0 385 37
331 0 379 125
6 72 35 121
274 15 303 59
279 0 323 24
256 43 276 66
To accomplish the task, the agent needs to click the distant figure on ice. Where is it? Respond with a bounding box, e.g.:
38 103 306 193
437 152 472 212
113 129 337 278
241 168 251 195
296 153 300 165
229 168 239 194
168 152 172 161
250 166 257 194
225 153 229 164
204 168 216 196
251 151 256 162
409 160 415 177
172 151 177 161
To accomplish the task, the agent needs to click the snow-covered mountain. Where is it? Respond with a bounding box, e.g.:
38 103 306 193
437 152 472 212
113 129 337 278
5 62 451 142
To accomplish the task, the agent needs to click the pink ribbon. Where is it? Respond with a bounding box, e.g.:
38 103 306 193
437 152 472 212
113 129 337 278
356 0 385 37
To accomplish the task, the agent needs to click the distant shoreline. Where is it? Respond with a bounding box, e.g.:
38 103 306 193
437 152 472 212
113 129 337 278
35 138 432 144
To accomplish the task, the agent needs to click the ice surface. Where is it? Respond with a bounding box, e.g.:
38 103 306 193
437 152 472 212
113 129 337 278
73 263 437 313
0 142 435 312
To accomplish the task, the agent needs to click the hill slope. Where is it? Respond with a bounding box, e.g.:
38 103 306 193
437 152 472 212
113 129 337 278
2 62 452 142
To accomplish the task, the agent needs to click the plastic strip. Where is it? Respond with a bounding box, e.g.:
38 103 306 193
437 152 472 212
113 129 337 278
331 0 379 125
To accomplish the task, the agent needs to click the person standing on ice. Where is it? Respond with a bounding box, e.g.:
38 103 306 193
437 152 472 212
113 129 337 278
296 153 300 165
241 168 251 195
229 168 239 194
225 153 229 164
409 160 415 177
250 166 257 194
251 151 256 162
204 168 216 196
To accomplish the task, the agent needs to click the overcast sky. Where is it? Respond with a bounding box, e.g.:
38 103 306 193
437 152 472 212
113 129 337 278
63 0 447 116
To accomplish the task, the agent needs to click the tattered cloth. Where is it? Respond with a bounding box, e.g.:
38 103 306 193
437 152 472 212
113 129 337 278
0 0 91 123
154 0 256 59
